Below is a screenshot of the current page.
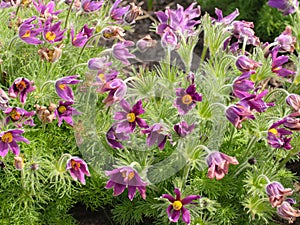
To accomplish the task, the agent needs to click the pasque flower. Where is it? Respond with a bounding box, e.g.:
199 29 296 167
174 84 202 115
161 27 178 50
213 8 239 25
18 16 44 45
66 156 90 185
54 101 81 127
105 166 147 201
4 107 35 127
114 99 148 133
232 20 260 46
283 116 300 131
136 35 157 52
8 77 36 104
0 88 9 110
268 0 299 16
33 0 62 20
286 94 300 112
162 188 201 224
271 46 296 77
236 55 260 72
275 26 296 53
174 121 195 138
123 2 143 24
266 181 293 207
232 70 255 99
206 151 239 180
142 123 169 150
277 200 300 223
55 75 82 101
241 90 275 113
112 41 136 66
268 118 293 150
88 56 113 71
109 0 130 23
0 129 30 157
81 0 103 12
100 78 127 106
71 24 94 47
106 124 130 149
43 18 66 44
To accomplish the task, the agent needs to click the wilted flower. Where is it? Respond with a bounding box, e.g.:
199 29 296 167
18 16 44 45
266 181 293 207
275 26 296 53
43 18 66 44
71 24 94 47
268 0 299 15
142 123 168 150
55 75 82 101
286 94 300 112
105 166 147 201
206 151 239 180
37 43 65 63
35 104 56 124
101 26 125 41
271 46 296 77
0 129 30 157
109 0 130 23
162 188 201 224
8 77 36 104
112 41 135 66
33 0 62 20
54 101 81 127
0 88 9 110
236 55 260 72
114 99 148 133
124 2 143 24
277 200 300 223
100 78 127 106
174 84 202 115
106 124 130 149
14 155 24 170
213 8 239 25
81 0 103 12
232 71 255 99
4 107 35 127
232 20 260 46
174 121 195 137
66 156 90 185
268 118 293 150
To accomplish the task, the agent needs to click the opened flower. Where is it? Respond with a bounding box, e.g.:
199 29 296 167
33 0 62 20
4 107 35 127
268 118 293 150
54 101 81 127
114 99 148 133
174 84 202 115
213 8 239 25
268 0 299 15
81 0 103 12
18 16 44 45
0 129 30 157
8 77 36 104
112 41 135 66
241 90 275 113
206 151 239 180
55 75 82 101
66 156 90 185
271 46 296 77
105 166 147 201
275 26 296 53
106 124 130 149
232 71 255 99
277 200 300 223
162 188 201 224
71 24 94 47
266 181 293 207
142 123 169 150
174 121 195 138
43 18 66 44
100 78 127 106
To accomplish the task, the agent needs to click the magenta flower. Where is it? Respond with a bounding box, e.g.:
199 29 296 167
81 0 103 13
268 118 293 150
8 77 36 104
161 27 178 50
286 93 300 112
112 41 136 66
66 156 90 185
213 8 239 25
18 16 44 45
71 24 94 47
54 101 81 127
275 26 296 53
4 107 35 127
241 90 275 113
271 46 296 77
0 129 30 157
268 0 299 15
114 99 148 133
55 75 82 101
105 166 147 201
236 55 260 72
136 35 157 52
33 0 62 19
232 20 260 46
206 151 239 180
266 181 293 208
142 123 168 150
232 71 255 99
109 0 130 23
100 78 127 106
277 201 300 223
87 56 113 71
283 116 300 131
174 121 195 138
0 88 9 110
43 18 66 44
162 188 201 224
174 84 202 115
106 124 130 149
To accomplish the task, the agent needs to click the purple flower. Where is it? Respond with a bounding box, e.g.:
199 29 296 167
206 151 239 180
33 0 62 19
232 20 260 46
162 188 201 224
105 166 147 201
136 35 157 52
268 0 299 15
54 101 81 127
225 101 255 129
0 88 9 110
271 46 296 77
277 201 300 223
112 41 135 66
106 124 130 149
268 118 293 150
286 93 300 112
283 116 300 131
241 90 275 113
123 2 143 24
71 24 94 47
4 107 35 127
87 56 113 71
100 78 127 106
161 27 178 50
66 156 90 185
142 123 168 150
8 77 36 104
81 0 103 13
109 0 130 23
174 84 202 115
213 8 239 25
275 26 296 53
174 121 195 137
114 99 148 133
0 129 30 157
43 18 66 44
266 181 293 208
232 71 255 99
55 75 82 101
236 55 260 72
18 16 44 45
101 26 125 41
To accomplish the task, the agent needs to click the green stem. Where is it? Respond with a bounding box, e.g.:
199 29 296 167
279 151 293 169
67 63 87 75
257 174 271 184
40 80 55 92
200 46 208 63
64 0 76 29
180 165 190 189
8 35 19 52
57 153 72 172
244 137 257 158
166 46 171 81
196 145 212 154
265 88 290 101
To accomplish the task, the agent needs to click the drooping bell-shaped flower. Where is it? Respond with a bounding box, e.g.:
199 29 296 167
174 121 195 138
71 24 94 47
66 156 90 185
286 93 300 112
235 55 260 72
275 26 296 53
55 75 82 101
268 118 293 150
81 0 103 13
109 0 130 23
112 41 136 66
106 124 130 149
268 0 299 16
266 181 293 207
277 200 300 223
142 123 169 150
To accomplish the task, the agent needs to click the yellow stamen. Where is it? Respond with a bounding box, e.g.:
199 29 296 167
71 159 81 170
16 81 27 91
58 105 67 114
126 113 136 123
98 73 105 81
181 94 193 105
172 200 183 211
22 30 31 38
273 67 281 72
122 171 135 181
1 132 13 143
59 84 66 90
269 128 278 135
10 109 21 121
45 31 56 41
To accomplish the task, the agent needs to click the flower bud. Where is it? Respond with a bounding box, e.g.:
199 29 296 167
30 163 39 171
136 35 157 52
286 94 300 112
14 155 24 170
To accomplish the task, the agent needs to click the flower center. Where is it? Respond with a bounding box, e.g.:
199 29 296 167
98 73 105 81
172 200 183 211
22 30 31 38
1 132 13 143
122 171 135 181
10 109 21 121
45 31 56 41
58 105 67 114
59 84 66 90
269 128 278 136
16 81 27 91
273 67 281 72
182 94 193 105
126 113 136 123
71 160 81 170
